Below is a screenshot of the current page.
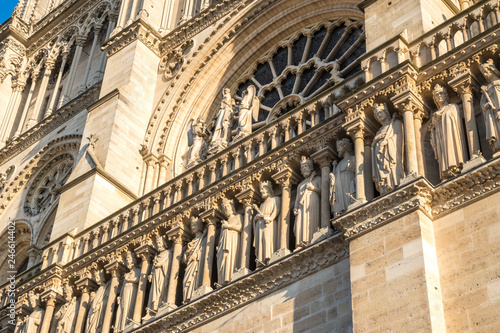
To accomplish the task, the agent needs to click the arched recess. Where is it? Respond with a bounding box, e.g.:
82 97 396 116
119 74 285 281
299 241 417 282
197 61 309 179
0 220 32 283
144 0 363 177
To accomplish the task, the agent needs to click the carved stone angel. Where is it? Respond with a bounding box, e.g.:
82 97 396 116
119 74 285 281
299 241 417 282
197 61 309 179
186 119 207 169
330 138 356 216
85 270 109 333
114 252 140 331
479 59 500 155
253 181 280 266
233 85 260 142
182 216 207 303
54 285 77 333
371 103 404 194
217 198 243 285
209 88 235 154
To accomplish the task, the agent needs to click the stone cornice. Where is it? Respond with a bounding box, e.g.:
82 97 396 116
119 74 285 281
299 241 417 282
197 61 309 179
104 19 161 57
138 235 348 332
0 83 100 165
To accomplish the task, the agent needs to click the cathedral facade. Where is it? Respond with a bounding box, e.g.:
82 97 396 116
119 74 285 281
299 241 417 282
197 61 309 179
1 0 500 331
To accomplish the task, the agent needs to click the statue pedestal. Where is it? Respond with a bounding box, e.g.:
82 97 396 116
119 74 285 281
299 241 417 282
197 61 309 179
142 308 156 323
270 248 291 263
192 285 213 300
157 303 177 316
123 320 140 333
232 267 250 281
347 198 367 212
461 155 486 174
310 227 333 245
399 172 418 187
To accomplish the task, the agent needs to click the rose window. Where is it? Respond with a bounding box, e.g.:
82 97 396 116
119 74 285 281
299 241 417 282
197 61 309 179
24 154 74 216
233 18 365 125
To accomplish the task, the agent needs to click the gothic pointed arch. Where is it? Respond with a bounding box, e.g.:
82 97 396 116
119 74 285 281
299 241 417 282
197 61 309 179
144 0 364 177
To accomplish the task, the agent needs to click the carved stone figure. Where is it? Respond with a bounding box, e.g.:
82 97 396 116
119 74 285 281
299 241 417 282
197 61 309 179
253 181 280 265
479 59 500 154
85 270 109 333
234 85 259 141
330 60 344 84
146 237 171 313
17 293 44 333
187 119 207 169
429 84 467 179
183 216 207 303
371 103 404 194
294 156 321 248
217 198 243 284
55 285 77 333
330 138 356 216
115 252 140 331
209 88 234 154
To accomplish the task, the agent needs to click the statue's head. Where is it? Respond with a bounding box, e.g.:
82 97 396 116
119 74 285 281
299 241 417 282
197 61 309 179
156 237 166 252
259 181 274 199
63 284 73 301
189 216 203 234
300 156 314 177
223 88 231 96
93 269 106 285
222 198 235 216
337 138 354 157
28 293 39 309
125 251 136 270
432 84 449 108
373 103 391 124
479 58 500 81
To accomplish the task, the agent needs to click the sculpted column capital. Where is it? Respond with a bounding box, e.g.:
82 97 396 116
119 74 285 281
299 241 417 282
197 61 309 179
40 289 64 307
75 35 87 47
199 207 225 225
449 69 480 96
75 277 99 294
235 187 262 207
104 260 127 278
391 89 426 117
135 244 157 262
166 224 190 245
272 164 301 188
311 146 337 168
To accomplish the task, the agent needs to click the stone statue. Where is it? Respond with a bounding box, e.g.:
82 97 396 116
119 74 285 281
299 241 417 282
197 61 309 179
294 156 321 248
54 285 77 333
253 181 281 266
17 293 44 333
85 270 109 333
330 138 356 216
146 237 171 313
114 252 140 331
479 59 500 155
371 103 404 194
234 85 259 141
182 216 207 303
330 60 344 84
209 88 234 154
429 84 467 179
217 198 243 285
187 119 207 169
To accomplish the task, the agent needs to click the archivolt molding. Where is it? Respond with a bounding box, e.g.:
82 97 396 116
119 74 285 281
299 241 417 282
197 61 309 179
143 0 362 162
0 134 82 215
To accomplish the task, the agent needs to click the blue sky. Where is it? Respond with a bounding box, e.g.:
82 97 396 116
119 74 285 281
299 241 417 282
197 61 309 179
1 1 19 24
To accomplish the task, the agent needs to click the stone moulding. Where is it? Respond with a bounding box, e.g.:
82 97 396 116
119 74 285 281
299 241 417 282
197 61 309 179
334 156 500 240
104 19 162 57
0 83 100 165
137 235 348 333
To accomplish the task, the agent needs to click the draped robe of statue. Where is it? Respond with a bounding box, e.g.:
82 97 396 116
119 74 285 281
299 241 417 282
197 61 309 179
55 297 77 333
294 175 321 245
372 118 404 194
211 92 233 149
480 79 500 153
183 230 206 302
85 282 109 333
430 103 467 178
115 267 140 330
253 195 281 263
18 306 44 333
147 249 171 311
330 155 356 215
235 85 259 139
216 214 243 284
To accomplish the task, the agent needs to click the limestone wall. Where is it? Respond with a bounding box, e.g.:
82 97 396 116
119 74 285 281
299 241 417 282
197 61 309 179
191 259 352 333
